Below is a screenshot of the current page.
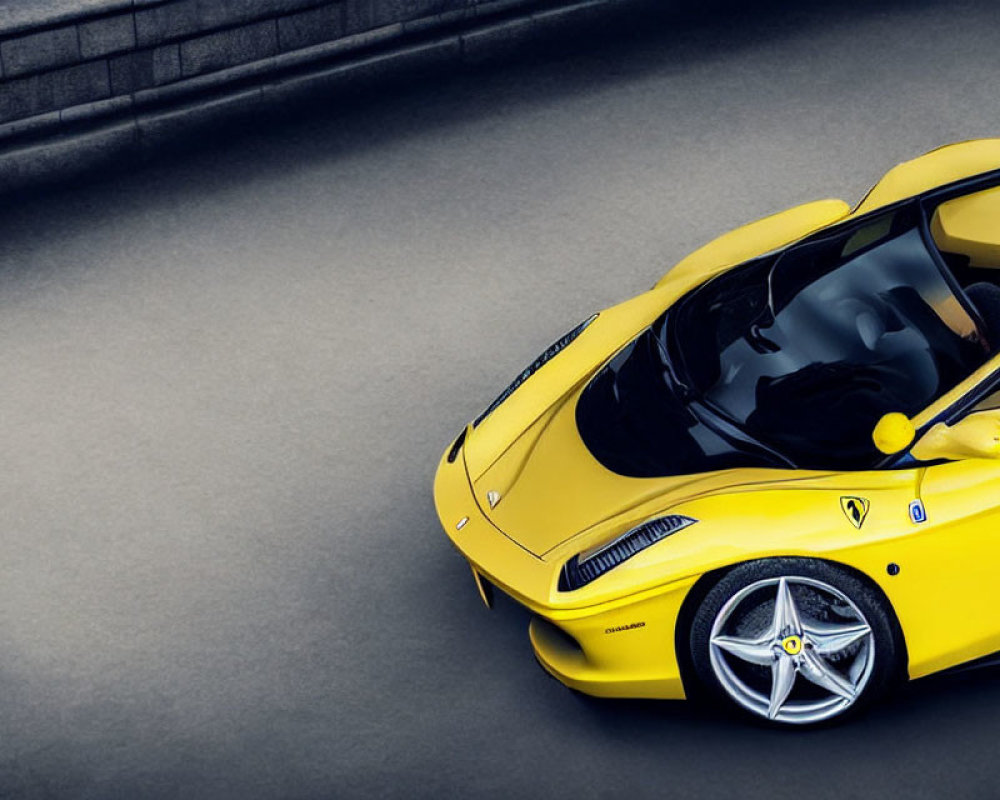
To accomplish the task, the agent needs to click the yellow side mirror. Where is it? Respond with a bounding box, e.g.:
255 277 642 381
872 412 916 455
911 412 1000 462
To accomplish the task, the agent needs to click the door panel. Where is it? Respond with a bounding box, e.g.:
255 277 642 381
903 458 1000 676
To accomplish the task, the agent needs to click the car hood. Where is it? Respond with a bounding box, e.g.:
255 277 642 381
463 288 673 482
462 288 757 559
470 388 673 558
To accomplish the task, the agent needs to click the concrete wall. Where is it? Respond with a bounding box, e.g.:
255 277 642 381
0 0 628 190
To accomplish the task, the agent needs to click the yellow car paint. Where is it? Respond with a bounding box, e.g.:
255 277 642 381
931 184 1000 268
434 140 1000 701
465 295 674 481
654 198 850 290
911 409 1000 462
853 138 1000 217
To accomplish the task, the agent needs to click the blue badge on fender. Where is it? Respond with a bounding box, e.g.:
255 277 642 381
908 499 927 524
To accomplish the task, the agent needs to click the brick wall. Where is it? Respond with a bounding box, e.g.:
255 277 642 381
0 0 627 188
0 1 516 126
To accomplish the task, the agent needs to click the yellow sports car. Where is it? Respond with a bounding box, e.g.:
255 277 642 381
434 139 1000 726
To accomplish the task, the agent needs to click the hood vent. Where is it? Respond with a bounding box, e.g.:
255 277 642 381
447 428 467 463
473 314 597 428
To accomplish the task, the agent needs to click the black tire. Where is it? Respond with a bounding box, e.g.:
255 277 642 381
688 557 903 727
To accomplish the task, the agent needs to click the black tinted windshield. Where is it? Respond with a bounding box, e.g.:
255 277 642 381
668 204 988 469
575 329 788 478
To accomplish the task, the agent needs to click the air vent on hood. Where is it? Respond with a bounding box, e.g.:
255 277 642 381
447 427 467 463
473 314 597 428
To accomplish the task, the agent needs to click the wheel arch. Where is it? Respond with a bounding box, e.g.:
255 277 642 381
672 555 910 698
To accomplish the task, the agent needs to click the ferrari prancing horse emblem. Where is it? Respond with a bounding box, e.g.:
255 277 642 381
840 496 870 529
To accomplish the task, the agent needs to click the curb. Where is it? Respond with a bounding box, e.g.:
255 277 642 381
0 0 634 195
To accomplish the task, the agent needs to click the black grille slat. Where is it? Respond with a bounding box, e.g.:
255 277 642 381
559 514 697 591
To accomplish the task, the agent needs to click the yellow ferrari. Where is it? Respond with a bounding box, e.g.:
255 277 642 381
434 139 1000 726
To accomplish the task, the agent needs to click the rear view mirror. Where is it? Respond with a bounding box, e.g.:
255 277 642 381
873 412 916 455
911 411 1000 462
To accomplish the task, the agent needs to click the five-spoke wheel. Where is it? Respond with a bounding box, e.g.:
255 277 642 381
690 558 901 726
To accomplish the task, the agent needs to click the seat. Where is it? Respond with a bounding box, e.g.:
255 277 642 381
965 282 1000 349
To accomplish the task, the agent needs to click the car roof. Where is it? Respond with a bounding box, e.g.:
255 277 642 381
851 138 1000 217
661 140 1000 295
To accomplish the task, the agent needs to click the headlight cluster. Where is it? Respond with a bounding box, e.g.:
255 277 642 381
473 314 597 428
558 514 697 591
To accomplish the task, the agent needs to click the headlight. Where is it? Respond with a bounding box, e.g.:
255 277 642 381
558 514 697 591
473 314 597 427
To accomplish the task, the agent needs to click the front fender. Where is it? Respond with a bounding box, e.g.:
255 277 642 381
544 470 916 607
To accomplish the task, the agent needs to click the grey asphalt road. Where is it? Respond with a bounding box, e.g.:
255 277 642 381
2 1 1000 797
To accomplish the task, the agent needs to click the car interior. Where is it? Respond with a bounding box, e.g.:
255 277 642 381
929 184 1000 350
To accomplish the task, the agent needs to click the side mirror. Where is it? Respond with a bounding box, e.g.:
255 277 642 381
910 411 1000 462
873 412 915 455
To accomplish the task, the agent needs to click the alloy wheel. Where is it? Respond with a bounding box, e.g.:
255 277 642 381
708 575 875 725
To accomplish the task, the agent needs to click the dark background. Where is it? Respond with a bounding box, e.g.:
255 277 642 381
2 1 1000 797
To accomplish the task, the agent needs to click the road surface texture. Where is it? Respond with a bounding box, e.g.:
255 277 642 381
1 1 1000 797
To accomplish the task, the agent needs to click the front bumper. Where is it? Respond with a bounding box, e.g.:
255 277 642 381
434 435 692 700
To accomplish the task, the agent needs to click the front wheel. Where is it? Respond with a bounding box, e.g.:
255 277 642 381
689 558 901 726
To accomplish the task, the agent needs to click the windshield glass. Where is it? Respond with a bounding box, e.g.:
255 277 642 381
575 329 789 478
666 204 989 469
